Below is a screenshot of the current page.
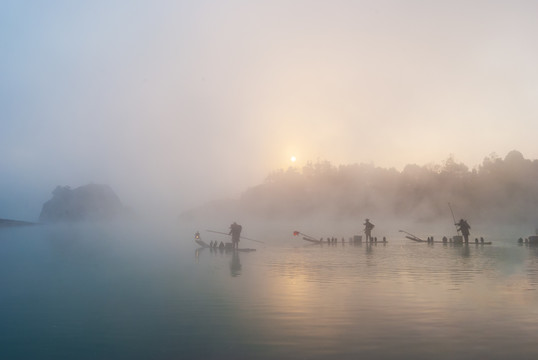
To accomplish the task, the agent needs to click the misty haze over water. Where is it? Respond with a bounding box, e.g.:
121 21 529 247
3 149 538 359
1 221 538 359
3 149 538 358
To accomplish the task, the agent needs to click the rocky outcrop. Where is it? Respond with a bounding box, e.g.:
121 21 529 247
39 184 125 222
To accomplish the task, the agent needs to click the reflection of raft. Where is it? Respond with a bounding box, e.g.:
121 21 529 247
210 247 256 253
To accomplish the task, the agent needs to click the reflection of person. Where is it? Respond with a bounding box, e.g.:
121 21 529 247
230 252 242 277
363 219 375 242
229 222 242 249
455 219 471 243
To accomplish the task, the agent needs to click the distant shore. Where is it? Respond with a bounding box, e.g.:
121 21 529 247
0 218 36 227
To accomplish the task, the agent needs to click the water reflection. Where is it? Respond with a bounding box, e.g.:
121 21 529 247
460 243 471 258
230 252 242 277
521 244 538 288
4 225 538 359
258 240 538 357
194 246 244 277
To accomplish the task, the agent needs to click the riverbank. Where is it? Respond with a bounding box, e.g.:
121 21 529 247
0 218 36 227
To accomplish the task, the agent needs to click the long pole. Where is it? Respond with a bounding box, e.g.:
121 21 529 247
448 202 460 235
206 230 265 244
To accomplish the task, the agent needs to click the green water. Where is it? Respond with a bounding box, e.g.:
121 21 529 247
1 222 538 359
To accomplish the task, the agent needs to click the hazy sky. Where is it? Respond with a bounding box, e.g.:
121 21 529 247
2 0 538 220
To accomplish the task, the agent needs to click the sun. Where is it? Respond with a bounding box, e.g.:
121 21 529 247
290 156 297 163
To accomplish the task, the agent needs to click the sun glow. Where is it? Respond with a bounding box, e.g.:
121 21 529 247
291 156 297 163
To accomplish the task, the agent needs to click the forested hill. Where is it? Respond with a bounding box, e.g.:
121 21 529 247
238 150 538 224
184 150 538 226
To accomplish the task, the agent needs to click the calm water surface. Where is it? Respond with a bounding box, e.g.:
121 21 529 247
1 222 538 359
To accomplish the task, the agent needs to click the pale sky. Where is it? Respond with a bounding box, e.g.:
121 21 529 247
2 0 538 220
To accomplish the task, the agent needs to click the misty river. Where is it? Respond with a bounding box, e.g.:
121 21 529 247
1 222 538 359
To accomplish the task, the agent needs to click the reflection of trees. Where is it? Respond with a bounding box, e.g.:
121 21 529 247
238 151 538 224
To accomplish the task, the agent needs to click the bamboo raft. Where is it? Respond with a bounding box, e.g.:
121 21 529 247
195 238 256 252
518 235 538 245
294 231 387 244
400 230 491 245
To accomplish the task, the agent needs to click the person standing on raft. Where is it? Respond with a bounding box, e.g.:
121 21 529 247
363 219 375 242
229 222 242 249
455 219 471 243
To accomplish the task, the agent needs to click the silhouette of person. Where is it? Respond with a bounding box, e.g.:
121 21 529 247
364 219 375 242
229 222 242 249
455 219 471 243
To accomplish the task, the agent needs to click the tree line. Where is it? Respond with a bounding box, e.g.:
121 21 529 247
237 150 538 225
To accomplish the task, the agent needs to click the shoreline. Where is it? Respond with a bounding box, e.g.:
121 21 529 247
0 218 36 227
